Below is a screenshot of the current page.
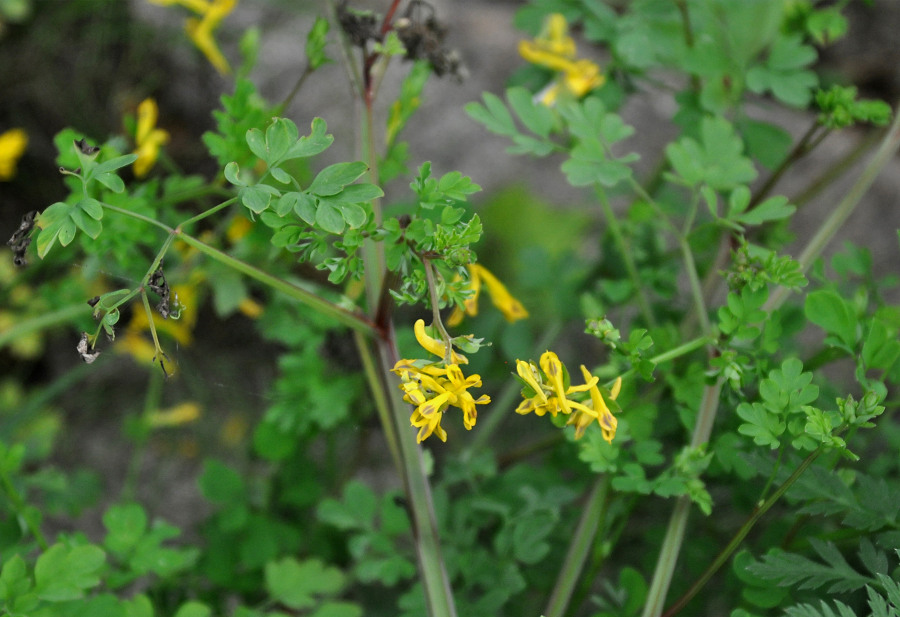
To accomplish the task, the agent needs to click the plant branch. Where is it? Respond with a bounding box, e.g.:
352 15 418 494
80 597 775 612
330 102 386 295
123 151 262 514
661 448 822 617
175 231 376 334
766 99 900 312
545 476 611 617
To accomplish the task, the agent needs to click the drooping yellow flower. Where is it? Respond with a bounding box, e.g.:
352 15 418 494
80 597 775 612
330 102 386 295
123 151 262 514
515 351 620 442
146 401 202 427
392 320 490 442
565 368 620 442
519 13 605 105
133 98 170 178
0 128 27 181
447 263 529 326
147 0 237 75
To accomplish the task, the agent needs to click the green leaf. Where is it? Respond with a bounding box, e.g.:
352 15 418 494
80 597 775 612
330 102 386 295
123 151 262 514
96 172 126 193
747 35 818 107
270 166 292 185
339 202 367 229
174 601 212 617
246 128 268 162
93 154 138 175
317 480 377 530
34 543 106 601
747 539 875 593
862 319 900 372
308 162 369 197
265 557 345 610
666 116 757 190
315 200 345 234
736 196 795 226
198 459 246 505
103 503 148 554
241 186 274 214
805 289 858 348
739 117 793 169
294 192 318 224
737 402 784 448
305 16 332 70
35 202 78 257
282 117 333 160
336 183 383 203
265 118 299 163
224 161 245 186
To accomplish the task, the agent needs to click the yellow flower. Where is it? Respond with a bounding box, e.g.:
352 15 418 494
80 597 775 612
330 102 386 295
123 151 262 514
447 263 529 326
147 0 237 75
0 128 27 181
515 351 620 442
146 401 201 427
519 13 605 105
133 98 170 178
392 320 490 442
414 318 468 365
565 369 620 442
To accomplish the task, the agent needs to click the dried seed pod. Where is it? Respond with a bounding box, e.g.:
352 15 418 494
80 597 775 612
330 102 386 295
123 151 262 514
6 210 36 267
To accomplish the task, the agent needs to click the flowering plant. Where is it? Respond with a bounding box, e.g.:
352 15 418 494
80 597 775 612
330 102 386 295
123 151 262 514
2 2 900 617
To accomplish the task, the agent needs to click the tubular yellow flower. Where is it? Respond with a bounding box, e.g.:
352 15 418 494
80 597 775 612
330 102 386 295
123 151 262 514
147 0 236 75
565 368 620 442
515 351 618 442
392 323 491 442
447 263 528 326
146 402 201 427
133 98 170 178
0 128 27 181
414 318 468 364
518 13 605 106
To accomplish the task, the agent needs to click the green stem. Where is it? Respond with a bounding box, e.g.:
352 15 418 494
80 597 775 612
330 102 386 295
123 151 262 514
641 378 723 617
376 329 458 617
661 449 821 617
0 303 93 350
766 100 900 312
102 203 174 233
175 232 376 334
353 329 402 474
545 476 610 617
178 197 238 229
596 186 656 328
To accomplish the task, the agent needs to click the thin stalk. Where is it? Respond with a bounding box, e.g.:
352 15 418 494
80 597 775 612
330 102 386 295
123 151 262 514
790 129 878 208
678 231 711 336
748 121 823 208
596 186 656 328
766 100 900 312
175 232 376 334
277 65 314 114
102 203 174 233
353 329 402 473
661 449 821 617
376 328 458 617
178 197 238 229
0 303 93 350
545 476 611 617
641 378 723 617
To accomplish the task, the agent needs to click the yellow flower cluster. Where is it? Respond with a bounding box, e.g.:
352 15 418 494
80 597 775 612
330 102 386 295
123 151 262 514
516 351 620 442
519 13 605 106
133 98 170 178
0 128 27 181
393 320 490 443
146 0 237 75
447 263 529 326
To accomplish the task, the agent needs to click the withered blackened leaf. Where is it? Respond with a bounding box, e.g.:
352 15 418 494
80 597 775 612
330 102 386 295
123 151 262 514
148 266 172 318
6 210 37 267
77 332 101 364
74 138 100 155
